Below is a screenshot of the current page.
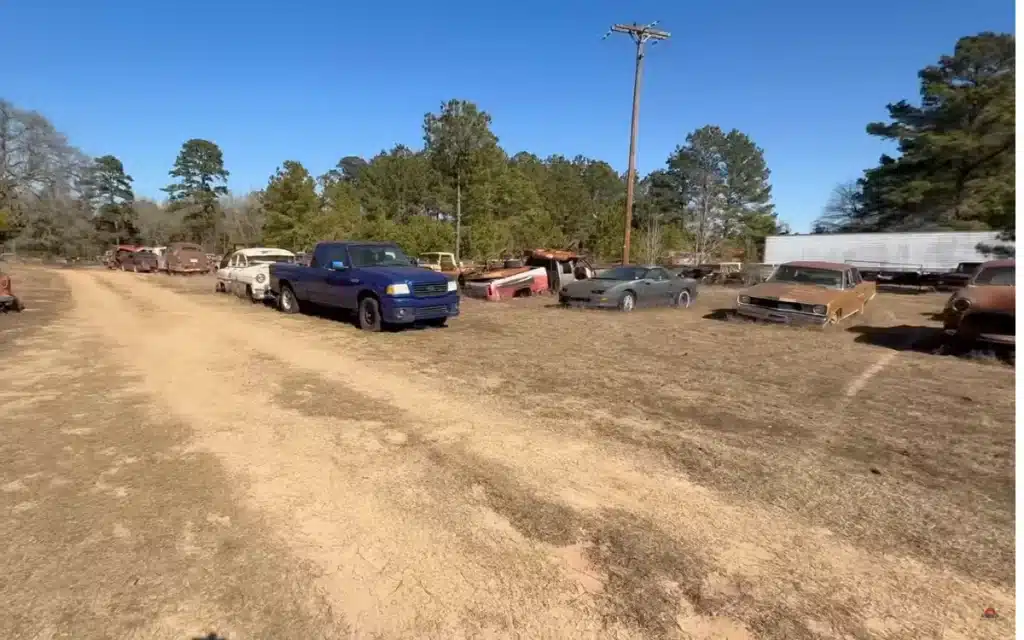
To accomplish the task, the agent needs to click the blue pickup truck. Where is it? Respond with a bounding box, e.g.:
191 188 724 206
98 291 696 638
268 241 460 331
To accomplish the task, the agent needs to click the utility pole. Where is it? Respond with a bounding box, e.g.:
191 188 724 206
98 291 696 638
604 21 670 264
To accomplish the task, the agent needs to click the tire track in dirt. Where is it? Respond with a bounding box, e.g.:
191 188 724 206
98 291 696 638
70 270 1015 640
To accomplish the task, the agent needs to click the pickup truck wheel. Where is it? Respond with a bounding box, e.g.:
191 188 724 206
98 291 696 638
674 290 692 308
358 297 383 332
278 285 300 314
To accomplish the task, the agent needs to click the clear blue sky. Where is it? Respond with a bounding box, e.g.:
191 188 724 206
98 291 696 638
1 0 1015 232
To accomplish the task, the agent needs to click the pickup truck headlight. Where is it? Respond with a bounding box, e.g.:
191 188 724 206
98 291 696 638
812 304 827 315
255 273 266 284
447 280 457 292
738 295 750 304
386 283 411 296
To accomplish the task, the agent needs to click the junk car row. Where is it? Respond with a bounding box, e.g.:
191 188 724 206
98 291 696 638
96 238 1016 349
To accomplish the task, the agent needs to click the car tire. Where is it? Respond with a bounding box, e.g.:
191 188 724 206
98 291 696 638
618 291 636 312
674 290 692 308
278 284 300 314
358 296 383 332
425 318 448 328
246 285 258 304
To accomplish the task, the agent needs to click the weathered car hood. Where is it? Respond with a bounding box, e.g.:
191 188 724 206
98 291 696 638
960 284 1015 313
742 282 840 305
563 279 625 297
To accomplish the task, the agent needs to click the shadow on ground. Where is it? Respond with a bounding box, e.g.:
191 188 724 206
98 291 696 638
848 324 1014 365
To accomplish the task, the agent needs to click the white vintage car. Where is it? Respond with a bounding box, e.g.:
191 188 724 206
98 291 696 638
216 247 296 302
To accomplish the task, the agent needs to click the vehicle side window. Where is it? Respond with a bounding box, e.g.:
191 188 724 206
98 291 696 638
560 260 573 275
220 254 232 269
439 255 456 270
850 268 862 284
648 268 669 281
842 270 852 288
313 245 347 268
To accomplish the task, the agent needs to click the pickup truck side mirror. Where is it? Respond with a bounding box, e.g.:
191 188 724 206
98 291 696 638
330 260 347 271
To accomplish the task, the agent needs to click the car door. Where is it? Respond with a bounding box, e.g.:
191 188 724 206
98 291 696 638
321 245 358 309
216 252 234 288
646 268 673 306
839 269 861 317
848 267 873 309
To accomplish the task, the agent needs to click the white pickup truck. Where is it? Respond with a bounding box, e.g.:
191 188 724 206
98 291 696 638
216 247 296 302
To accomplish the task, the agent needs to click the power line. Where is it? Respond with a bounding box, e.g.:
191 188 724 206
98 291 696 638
604 21 670 265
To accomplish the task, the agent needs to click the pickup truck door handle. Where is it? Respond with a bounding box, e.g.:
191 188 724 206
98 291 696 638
348 279 360 284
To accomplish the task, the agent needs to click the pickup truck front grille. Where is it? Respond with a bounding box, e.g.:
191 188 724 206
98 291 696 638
414 305 450 318
412 282 449 298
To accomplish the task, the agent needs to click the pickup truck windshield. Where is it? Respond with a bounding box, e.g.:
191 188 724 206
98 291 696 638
348 245 414 268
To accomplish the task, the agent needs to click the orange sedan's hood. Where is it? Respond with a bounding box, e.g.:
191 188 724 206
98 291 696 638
742 281 841 306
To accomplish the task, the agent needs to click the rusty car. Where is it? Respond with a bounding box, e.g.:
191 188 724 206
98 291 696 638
735 261 876 326
941 259 1015 346
166 242 210 275
0 268 23 313
559 264 698 311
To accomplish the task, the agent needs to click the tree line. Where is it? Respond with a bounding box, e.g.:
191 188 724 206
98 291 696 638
0 100 782 264
813 31 1015 254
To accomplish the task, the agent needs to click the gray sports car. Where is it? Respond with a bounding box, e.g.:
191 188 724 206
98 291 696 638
558 265 699 312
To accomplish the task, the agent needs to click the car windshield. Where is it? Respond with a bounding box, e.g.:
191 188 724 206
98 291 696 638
248 255 294 265
956 263 981 273
594 266 649 281
348 245 414 268
770 265 843 288
973 265 1015 285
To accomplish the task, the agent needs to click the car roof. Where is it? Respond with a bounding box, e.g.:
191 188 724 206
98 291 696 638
785 260 849 271
236 247 294 257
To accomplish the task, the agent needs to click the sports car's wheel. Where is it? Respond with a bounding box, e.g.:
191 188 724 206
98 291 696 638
674 290 692 308
618 291 636 312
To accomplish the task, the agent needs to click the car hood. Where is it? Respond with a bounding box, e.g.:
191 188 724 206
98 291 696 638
360 265 448 283
563 279 626 296
959 284 1015 312
743 281 840 305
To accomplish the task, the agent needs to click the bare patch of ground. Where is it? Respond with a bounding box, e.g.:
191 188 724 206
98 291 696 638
1 267 1015 639
0 268 345 639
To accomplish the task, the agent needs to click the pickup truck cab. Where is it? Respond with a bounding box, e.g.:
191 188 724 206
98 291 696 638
269 241 460 331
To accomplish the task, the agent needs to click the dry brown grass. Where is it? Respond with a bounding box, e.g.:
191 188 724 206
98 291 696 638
1 266 1015 639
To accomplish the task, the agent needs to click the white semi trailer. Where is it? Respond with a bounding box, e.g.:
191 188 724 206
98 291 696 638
764 231 1010 272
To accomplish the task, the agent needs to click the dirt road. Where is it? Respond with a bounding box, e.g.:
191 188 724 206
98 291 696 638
1 267 1014 639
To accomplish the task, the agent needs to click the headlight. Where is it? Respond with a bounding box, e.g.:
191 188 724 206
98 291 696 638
255 273 266 283
738 295 750 304
812 304 827 315
386 283 411 296
447 280 457 292
952 297 971 312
